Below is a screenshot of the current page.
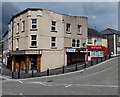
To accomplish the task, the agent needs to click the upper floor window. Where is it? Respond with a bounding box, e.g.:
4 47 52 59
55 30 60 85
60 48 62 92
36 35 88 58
51 37 56 48
22 20 25 32
51 21 57 32
16 23 19 34
77 25 82 34
16 38 19 50
118 36 120 42
88 38 92 44
66 23 71 34
72 39 80 48
31 19 37 31
31 35 37 48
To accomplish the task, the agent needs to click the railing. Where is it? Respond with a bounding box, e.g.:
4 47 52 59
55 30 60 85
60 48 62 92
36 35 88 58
8 56 114 79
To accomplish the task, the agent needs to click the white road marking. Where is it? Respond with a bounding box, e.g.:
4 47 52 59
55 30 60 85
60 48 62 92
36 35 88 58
26 81 118 88
18 81 23 84
65 84 72 87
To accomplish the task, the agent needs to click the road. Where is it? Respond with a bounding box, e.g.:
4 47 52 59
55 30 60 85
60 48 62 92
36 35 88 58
1 57 119 95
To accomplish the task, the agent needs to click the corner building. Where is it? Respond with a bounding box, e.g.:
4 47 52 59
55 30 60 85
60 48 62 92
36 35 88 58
8 8 88 73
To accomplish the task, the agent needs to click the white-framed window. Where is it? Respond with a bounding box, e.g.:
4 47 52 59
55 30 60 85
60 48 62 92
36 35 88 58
77 25 81 34
72 39 80 48
118 36 120 42
16 23 19 34
31 19 37 30
16 38 19 49
66 23 71 34
31 35 37 47
88 38 92 44
51 37 56 48
51 21 57 32
22 20 25 32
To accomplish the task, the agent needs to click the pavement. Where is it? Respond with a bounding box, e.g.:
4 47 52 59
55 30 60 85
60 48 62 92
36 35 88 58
1 56 119 96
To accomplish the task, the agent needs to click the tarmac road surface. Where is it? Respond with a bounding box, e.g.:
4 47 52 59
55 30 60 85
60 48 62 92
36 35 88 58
2 56 119 95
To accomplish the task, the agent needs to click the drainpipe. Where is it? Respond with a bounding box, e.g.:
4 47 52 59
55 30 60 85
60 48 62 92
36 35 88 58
114 34 116 56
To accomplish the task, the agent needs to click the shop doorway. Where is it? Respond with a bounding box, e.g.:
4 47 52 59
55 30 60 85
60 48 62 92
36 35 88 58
67 52 85 65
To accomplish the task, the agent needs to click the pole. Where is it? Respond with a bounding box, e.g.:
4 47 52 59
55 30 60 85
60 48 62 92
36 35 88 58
32 69 34 77
75 64 77 71
47 69 49 76
62 66 64 73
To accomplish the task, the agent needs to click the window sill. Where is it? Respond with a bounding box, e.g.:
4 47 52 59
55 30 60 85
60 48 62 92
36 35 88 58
66 32 71 34
30 46 37 48
77 33 82 35
51 30 57 32
30 29 38 31
51 47 57 49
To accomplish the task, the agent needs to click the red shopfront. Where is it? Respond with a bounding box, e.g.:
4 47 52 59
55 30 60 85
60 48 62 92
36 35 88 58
87 46 107 60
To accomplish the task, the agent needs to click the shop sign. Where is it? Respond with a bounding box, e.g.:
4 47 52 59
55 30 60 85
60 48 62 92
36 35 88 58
66 49 76 52
11 51 25 55
25 50 41 54
87 46 106 50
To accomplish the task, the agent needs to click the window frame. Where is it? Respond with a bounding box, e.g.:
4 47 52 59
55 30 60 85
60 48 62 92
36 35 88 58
31 19 37 31
16 38 19 50
30 35 37 48
66 23 71 34
77 25 82 35
51 37 57 48
22 20 25 32
51 21 57 32
16 23 19 34
72 39 80 48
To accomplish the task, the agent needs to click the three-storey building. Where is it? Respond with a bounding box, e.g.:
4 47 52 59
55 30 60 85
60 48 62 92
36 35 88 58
7 8 88 73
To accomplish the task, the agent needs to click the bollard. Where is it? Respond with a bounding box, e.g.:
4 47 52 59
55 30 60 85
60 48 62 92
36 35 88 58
75 64 77 71
105 56 106 60
32 69 34 77
101 58 102 62
62 66 64 73
84 62 86 68
18 72 20 79
96 59 98 64
47 69 49 76
12 72 14 79
91 60 93 66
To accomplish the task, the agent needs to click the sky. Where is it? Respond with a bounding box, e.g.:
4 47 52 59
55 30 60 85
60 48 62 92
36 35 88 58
1 2 119 34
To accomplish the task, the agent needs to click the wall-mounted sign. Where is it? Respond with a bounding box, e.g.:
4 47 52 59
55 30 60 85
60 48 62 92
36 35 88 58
25 50 41 54
66 49 76 52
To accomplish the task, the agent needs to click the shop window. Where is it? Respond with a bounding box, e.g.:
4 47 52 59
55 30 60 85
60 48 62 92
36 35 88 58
31 19 37 31
31 35 37 47
66 23 71 34
72 39 80 48
51 21 57 32
51 37 56 48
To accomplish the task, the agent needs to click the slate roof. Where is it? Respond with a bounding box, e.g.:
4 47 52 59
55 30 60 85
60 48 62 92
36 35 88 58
88 28 106 38
100 28 120 35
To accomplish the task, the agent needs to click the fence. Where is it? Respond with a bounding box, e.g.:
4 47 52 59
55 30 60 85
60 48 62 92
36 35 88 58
2 56 113 79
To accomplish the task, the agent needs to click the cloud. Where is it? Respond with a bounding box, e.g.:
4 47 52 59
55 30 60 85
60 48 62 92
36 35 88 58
2 2 118 34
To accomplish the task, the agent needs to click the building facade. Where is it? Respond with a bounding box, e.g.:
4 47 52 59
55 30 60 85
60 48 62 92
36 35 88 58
6 8 88 73
3 31 9 66
87 28 108 61
101 28 120 56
